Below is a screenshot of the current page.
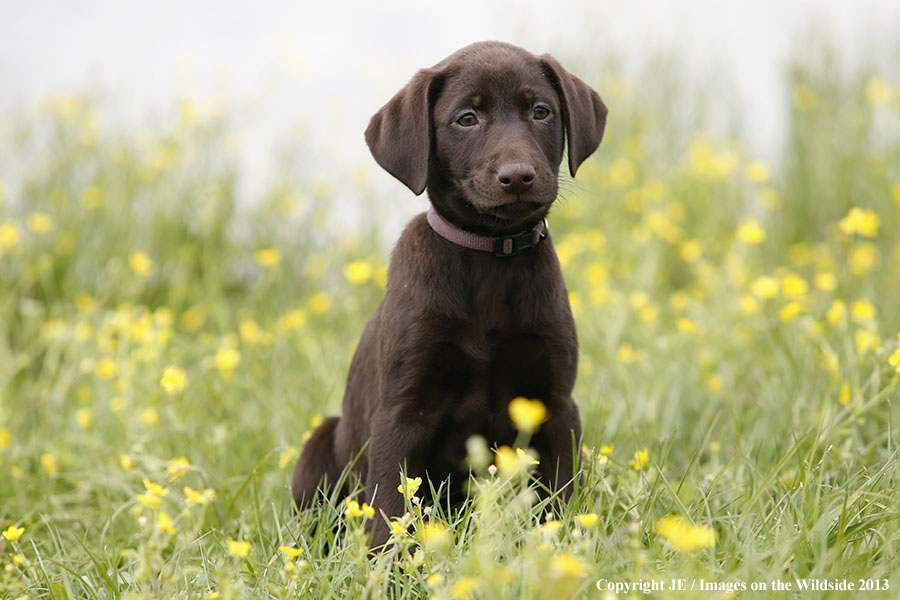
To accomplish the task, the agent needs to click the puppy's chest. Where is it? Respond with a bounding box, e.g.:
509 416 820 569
452 269 548 361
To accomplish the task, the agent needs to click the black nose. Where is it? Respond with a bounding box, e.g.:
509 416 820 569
497 162 536 195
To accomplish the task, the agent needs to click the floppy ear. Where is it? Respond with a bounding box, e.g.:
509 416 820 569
364 68 443 195
540 54 608 177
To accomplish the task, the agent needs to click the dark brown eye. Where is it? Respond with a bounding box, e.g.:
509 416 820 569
533 106 550 120
456 112 478 127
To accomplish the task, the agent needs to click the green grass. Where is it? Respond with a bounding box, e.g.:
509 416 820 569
1 46 899 599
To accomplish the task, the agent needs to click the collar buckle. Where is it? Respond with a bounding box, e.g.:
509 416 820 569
493 228 538 256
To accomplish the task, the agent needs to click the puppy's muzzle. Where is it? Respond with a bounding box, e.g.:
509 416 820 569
497 161 536 196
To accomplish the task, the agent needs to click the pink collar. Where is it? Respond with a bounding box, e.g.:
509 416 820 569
426 207 547 257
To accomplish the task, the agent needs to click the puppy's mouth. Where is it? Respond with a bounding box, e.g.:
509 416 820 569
488 200 550 224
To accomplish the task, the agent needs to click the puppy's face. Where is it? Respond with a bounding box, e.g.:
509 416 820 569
429 55 565 231
365 41 607 234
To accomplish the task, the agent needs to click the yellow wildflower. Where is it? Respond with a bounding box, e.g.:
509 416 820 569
792 83 817 111
160 366 188 394
389 520 408 538
736 220 766 244
278 446 299 469
119 455 135 470
865 77 892 106
814 272 837 291
839 384 852 406
826 299 847 326
129 251 154 276
0 222 18 250
427 573 442 586
27 212 54 233
516 447 539 465
540 520 562 537
617 342 635 363
184 486 216 505
854 329 880 354
599 444 613 456
778 302 803 323
41 453 58 476
2 525 24 542
226 538 252 558
136 493 162 507
80 185 104 209
629 448 649 470
892 182 900 208
139 407 159 427
568 291 583 315
345 499 365 518
75 407 93 430
679 238 702 262
637 304 659 323
254 247 282 268
576 513 599 527
0 427 10 449
157 511 176 534
307 292 332 315
550 553 588 578
687 135 737 179
508 397 548 432
215 347 241 378
398 476 422 499
279 545 304 558
888 346 900 373
676 318 696 333
739 294 759 315
850 299 875 322
452 576 477 599
494 446 539 475
238 317 262 344
343 259 374 284
705 373 723 394
848 243 879 276
494 445 519 475
166 457 190 481
141 479 168 498
745 160 771 184
95 357 118 380
780 273 808 299
656 515 717 551
181 306 207 332
839 207 879 238
750 275 779 299
421 522 451 548
74 292 96 313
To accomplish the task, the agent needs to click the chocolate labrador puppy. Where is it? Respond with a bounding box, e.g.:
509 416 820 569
292 41 607 547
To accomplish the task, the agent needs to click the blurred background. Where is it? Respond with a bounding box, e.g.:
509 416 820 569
3 0 899 222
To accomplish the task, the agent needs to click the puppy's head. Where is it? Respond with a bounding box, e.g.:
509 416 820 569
366 41 607 232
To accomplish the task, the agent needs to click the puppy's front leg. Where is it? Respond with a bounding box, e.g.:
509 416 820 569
535 398 583 500
364 407 433 548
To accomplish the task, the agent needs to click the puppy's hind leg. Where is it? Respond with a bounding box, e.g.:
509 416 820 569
291 417 345 509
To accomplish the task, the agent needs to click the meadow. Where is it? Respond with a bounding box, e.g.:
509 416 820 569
1 44 900 599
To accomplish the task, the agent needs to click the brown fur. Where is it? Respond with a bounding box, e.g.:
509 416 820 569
292 41 607 547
